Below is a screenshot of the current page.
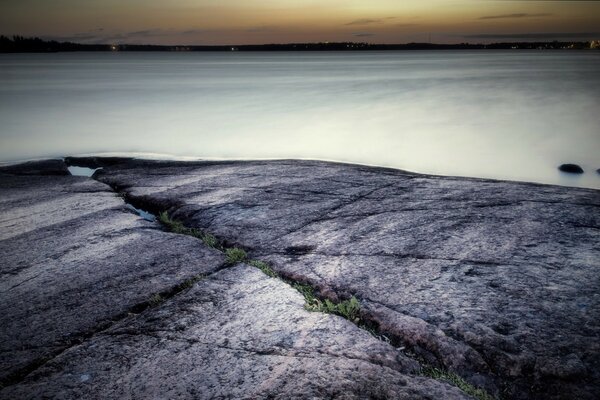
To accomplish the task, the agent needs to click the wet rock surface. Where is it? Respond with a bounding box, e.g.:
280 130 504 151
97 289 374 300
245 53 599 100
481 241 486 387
0 160 468 399
90 158 600 400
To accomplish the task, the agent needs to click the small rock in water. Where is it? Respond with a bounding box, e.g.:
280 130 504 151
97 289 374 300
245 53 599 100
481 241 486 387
558 164 584 174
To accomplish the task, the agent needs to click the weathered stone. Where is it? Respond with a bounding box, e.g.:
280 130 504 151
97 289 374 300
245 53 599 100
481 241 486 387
0 165 227 385
0 160 470 399
1 265 469 400
558 163 584 174
91 159 600 399
64 156 133 169
0 159 69 176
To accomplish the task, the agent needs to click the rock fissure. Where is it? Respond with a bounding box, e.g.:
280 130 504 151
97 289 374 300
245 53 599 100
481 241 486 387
100 330 401 369
276 183 397 240
109 190 498 399
0 266 220 389
266 250 507 267
3 158 598 400
89 165 531 400
87 159 599 399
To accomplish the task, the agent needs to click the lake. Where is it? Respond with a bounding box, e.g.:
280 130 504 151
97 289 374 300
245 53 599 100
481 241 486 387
0 51 599 188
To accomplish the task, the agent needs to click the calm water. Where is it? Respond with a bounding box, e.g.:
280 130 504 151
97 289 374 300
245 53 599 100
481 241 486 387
1 51 599 189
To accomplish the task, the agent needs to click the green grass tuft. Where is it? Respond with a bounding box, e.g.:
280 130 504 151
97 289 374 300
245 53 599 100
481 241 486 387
148 293 164 307
422 367 495 400
174 276 203 291
317 297 361 322
158 211 186 234
201 232 219 248
334 296 361 321
225 247 247 264
248 260 278 278
159 211 221 249
292 283 321 310
291 282 361 322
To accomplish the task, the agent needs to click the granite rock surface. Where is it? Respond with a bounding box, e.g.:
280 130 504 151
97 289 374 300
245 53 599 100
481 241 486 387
0 160 470 399
2 264 469 400
86 158 600 400
0 163 228 384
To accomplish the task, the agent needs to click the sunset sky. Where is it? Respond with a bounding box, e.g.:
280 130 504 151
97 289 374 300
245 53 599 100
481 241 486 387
1 0 599 45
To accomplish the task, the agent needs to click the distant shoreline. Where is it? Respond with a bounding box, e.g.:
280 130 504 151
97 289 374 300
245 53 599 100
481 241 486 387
2 35 598 53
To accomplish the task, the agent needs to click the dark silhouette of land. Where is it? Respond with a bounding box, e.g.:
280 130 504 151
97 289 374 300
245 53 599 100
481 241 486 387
0 35 596 53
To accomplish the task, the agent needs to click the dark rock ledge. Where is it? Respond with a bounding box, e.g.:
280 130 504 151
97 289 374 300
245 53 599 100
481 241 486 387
1 158 599 400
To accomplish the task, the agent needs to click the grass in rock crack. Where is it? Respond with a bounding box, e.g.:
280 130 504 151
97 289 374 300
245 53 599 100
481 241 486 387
245 259 362 322
158 212 361 321
145 276 204 309
291 282 361 322
248 260 279 278
158 211 220 249
422 366 496 400
225 247 247 264
157 210 494 400
148 293 164 307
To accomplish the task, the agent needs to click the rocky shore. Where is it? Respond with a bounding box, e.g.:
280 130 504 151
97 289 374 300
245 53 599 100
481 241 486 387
1 158 598 399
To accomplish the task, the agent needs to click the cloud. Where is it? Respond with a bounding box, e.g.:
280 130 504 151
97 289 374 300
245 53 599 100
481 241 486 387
42 28 211 44
182 29 209 35
345 19 382 26
352 32 375 37
126 29 165 37
395 23 418 28
464 32 600 39
245 26 278 33
479 13 553 20
42 33 105 42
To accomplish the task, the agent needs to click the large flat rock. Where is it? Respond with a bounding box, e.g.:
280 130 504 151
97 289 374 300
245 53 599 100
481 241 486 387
1 264 468 400
0 163 227 385
91 158 600 399
1 160 468 399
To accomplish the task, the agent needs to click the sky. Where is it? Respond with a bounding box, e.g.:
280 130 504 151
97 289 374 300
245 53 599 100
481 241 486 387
1 0 600 45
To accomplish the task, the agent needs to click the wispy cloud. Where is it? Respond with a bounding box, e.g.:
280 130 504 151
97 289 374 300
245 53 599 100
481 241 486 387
464 32 599 39
395 23 418 28
43 28 215 44
182 29 209 35
43 33 98 42
245 25 278 33
478 13 553 20
345 19 382 26
352 32 375 37
125 29 166 38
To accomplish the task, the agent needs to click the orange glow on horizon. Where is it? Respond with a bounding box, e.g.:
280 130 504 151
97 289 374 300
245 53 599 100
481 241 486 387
0 0 599 45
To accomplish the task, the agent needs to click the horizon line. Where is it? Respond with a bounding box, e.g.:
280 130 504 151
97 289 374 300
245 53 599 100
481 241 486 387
2 35 599 48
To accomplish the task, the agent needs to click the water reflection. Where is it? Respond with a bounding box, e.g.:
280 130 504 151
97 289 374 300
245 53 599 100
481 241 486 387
67 166 101 177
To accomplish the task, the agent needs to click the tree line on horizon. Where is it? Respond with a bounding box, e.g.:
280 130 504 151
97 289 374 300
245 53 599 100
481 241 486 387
0 35 595 53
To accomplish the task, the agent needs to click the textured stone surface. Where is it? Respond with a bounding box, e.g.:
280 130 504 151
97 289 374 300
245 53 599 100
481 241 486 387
2 265 468 400
0 162 227 384
0 159 70 176
91 158 600 399
0 160 467 399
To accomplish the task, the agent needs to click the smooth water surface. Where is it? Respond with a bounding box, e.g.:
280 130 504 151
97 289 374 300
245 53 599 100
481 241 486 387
1 51 599 188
